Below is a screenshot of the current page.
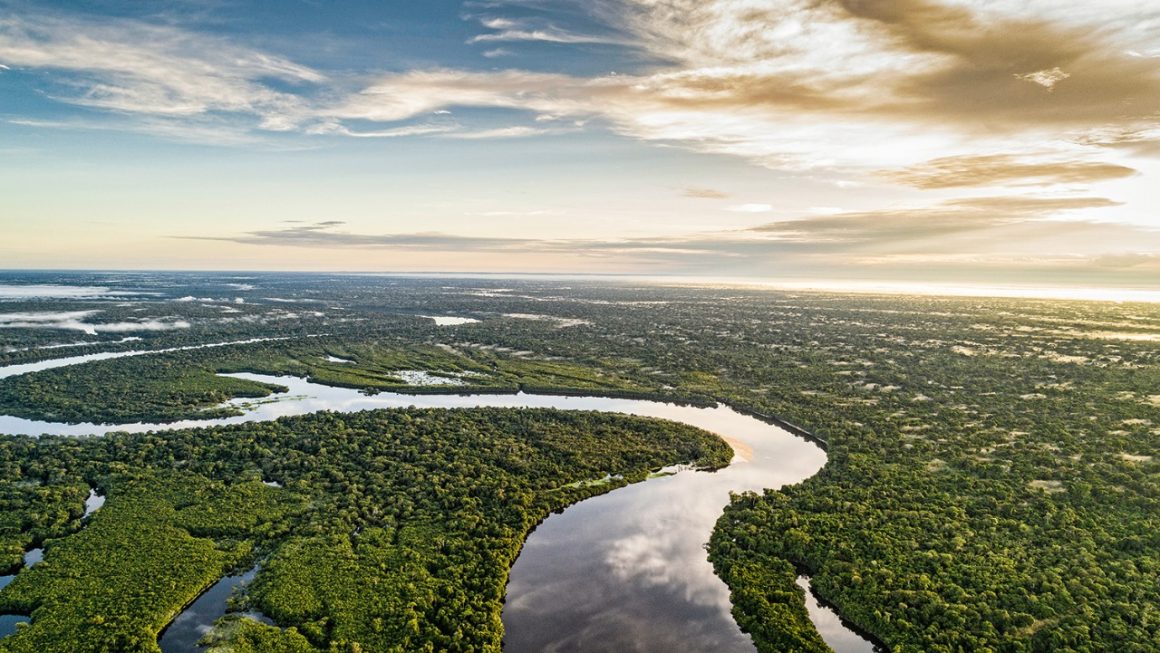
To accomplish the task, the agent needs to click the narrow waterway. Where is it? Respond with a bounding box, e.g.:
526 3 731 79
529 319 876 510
0 487 105 639
0 354 880 651
0 336 302 381
158 566 271 652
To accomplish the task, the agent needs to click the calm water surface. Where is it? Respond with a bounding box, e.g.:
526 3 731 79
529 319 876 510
0 352 879 652
500 401 872 652
159 566 269 652
0 489 105 639
0 336 294 382
0 615 29 638
83 488 106 518
0 547 46 636
798 576 887 653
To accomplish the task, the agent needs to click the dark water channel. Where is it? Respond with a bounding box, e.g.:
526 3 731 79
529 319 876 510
159 566 270 652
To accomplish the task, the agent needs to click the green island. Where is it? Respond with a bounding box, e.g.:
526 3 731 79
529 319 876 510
0 275 1157 652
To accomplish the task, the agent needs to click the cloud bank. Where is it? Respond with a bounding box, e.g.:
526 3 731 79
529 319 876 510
180 206 1160 286
5 1 1159 286
5 1 1157 174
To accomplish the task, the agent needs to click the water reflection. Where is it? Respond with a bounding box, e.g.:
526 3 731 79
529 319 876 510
21 549 42 568
0 361 880 652
159 566 269 653
504 473 750 651
420 315 479 326
0 491 102 639
0 615 30 638
501 402 858 652
0 374 815 437
0 550 41 637
797 577 887 653
0 337 295 381
83 488 105 518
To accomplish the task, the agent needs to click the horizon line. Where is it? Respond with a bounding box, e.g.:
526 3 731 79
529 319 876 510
0 269 1158 303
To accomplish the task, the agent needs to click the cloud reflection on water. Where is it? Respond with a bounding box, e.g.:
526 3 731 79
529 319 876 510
0 364 872 652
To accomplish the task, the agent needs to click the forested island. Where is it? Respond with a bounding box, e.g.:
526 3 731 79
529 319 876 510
0 272 1157 652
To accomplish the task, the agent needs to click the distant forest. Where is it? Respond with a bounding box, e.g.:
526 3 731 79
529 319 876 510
0 273 1156 651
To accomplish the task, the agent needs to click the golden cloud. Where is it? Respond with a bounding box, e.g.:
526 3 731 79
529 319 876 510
883 155 1138 189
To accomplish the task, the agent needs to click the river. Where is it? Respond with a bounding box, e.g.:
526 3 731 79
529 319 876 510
0 353 881 652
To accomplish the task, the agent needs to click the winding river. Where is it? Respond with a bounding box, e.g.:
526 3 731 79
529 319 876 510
0 351 880 652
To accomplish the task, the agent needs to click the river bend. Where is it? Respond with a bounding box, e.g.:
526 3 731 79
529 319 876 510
0 353 878 652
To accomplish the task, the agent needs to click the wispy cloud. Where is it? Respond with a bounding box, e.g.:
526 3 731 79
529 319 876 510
444 125 551 139
884 155 1138 189
1015 67 1071 90
468 26 620 45
4 0 1158 286
306 122 458 139
176 201 1160 285
749 196 1123 248
0 14 323 131
7 115 266 146
682 187 729 199
321 69 588 124
178 221 538 251
7 1 1159 185
410 1 1160 180
467 14 624 45
311 0 1156 188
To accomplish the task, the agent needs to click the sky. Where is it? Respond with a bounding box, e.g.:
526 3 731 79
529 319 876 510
1 0 1159 290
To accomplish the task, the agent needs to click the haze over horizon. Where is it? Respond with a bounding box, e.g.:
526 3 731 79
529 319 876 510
2 1 1158 290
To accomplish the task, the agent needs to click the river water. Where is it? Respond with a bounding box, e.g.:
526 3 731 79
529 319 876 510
0 336 298 381
0 488 105 638
158 566 271 652
0 353 880 652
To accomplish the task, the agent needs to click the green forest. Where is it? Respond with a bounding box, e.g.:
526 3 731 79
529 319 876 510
0 407 729 652
0 274 1157 651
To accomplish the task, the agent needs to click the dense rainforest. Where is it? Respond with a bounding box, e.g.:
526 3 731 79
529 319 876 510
0 272 1157 651
0 408 730 652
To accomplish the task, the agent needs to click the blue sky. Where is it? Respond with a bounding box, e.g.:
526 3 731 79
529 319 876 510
1 0 1159 290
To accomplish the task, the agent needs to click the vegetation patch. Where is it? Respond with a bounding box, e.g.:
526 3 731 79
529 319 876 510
1 277 1158 651
0 474 295 653
0 408 729 652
